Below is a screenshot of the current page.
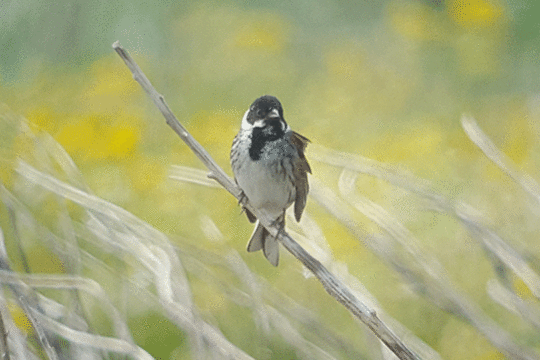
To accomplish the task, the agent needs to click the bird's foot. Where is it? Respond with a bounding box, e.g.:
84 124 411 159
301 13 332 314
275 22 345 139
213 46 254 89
270 218 286 240
237 190 248 206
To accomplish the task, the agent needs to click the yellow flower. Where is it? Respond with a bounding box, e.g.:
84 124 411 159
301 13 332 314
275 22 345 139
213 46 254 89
55 113 141 161
448 0 505 29
55 120 96 155
513 276 534 299
8 302 33 335
106 124 140 159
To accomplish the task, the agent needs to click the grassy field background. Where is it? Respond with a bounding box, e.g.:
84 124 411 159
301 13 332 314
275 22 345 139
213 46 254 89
1 0 540 359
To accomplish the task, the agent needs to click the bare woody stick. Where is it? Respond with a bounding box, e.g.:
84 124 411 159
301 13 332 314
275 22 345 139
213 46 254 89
112 41 420 360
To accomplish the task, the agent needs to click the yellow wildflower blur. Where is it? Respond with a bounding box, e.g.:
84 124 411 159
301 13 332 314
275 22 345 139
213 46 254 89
55 113 141 161
8 302 33 335
513 277 534 300
448 0 505 29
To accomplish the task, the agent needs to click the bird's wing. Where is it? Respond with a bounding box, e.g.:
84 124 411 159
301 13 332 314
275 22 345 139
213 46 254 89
291 131 311 222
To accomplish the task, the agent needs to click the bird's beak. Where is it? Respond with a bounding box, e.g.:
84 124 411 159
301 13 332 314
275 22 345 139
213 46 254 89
267 108 280 120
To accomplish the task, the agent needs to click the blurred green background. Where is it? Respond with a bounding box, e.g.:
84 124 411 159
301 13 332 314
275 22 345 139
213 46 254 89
1 0 540 359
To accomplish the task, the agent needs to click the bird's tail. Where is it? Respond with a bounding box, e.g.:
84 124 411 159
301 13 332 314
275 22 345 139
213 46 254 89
246 216 284 266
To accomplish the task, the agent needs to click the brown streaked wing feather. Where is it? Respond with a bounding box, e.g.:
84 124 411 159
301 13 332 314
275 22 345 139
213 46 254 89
291 132 311 163
291 132 311 221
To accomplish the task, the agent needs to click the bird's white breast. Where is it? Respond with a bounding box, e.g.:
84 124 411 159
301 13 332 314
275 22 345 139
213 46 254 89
233 134 295 220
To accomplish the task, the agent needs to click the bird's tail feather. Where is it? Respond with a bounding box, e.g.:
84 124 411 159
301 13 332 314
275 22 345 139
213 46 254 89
246 217 284 266
246 221 266 252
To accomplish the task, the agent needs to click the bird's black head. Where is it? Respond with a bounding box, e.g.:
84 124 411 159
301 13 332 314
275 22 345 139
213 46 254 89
245 95 288 161
246 95 284 124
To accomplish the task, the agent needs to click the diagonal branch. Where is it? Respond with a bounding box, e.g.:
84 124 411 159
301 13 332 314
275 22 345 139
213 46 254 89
112 41 420 360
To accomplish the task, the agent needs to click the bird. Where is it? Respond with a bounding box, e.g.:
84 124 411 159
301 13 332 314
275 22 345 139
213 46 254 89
230 95 311 266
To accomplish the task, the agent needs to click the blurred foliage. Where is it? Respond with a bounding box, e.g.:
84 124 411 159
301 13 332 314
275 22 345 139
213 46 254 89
1 0 540 359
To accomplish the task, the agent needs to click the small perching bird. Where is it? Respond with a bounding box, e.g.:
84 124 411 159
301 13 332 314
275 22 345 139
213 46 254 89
230 95 311 266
